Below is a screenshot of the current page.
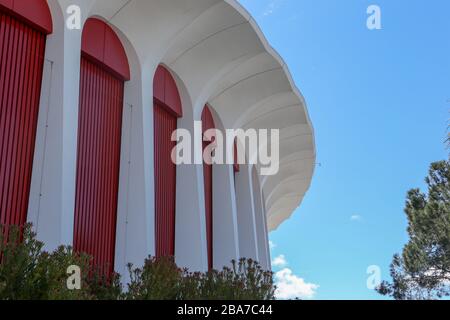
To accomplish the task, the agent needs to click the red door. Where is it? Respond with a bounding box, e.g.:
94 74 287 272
0 10 48 234
203 159 213 269
154 102 177 257
153 66 182 258
74 57 124 274
202 106 215 270
73 18 130 275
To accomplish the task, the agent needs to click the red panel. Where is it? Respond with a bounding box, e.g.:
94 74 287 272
202 105 215 133
104 28 130 82
0 13 46 234
233 140 240 173
73 57 124 275
154 103 177 258
153 65 183 258
81 18 130 81
164 69 182 117
203 160 212 269
153 66 165 103
153 66 182 117
202 106 215 270
0 0 52 34
12 0 52 34
0 0 13 10
81 18 104 64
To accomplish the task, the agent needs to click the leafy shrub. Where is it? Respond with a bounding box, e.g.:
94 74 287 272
126 256 184 300
0 224 120 300
126 257 275 300
0 224 275 300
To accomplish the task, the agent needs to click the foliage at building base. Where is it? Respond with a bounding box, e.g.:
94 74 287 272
0 224 274 300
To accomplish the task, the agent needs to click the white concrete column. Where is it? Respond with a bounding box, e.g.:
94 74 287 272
175 160 208 271
261 195 271 270
213 164 240 269
252 167 270 270
235 164 259 261
261 189 271 270
28 0 93 250
174 90 208 272
114 54 154 276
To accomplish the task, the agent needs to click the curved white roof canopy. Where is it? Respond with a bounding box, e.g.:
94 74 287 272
83 0 316 231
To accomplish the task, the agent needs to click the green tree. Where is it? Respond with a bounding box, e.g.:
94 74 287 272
377 159 450 300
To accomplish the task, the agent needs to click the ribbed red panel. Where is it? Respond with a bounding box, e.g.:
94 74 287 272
0 12 46 234
153 66 182 117
154 102 177 258
233 140 240 173
203 157 212 269
81 18 130 81
202 106 215 270
73 57 124 275
0 0 52 34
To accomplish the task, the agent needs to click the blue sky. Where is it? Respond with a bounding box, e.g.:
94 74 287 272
238 0 450 300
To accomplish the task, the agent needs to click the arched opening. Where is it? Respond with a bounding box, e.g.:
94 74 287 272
0 0 52 234
74 18 130 275
153 65 182 258
202 105 215 270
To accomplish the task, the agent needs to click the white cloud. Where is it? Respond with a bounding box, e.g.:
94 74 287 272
275 268 319 300
272 255 287 268
350 214 362 221
271 253 319 300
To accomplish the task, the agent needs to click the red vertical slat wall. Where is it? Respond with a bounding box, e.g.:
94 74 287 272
153 66 182 258
233 140 240 173
233 139 240 189
74 18 129 275
73 57 124 275
0 11 47 234
203 150 213 269
202 106 215 270
154 103 177 257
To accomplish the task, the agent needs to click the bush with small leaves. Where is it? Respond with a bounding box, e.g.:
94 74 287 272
125 257 275 300
1 224 275 300
0 224 121 300
126 256 184 300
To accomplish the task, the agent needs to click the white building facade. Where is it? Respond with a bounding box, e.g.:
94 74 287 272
0 0 315 277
